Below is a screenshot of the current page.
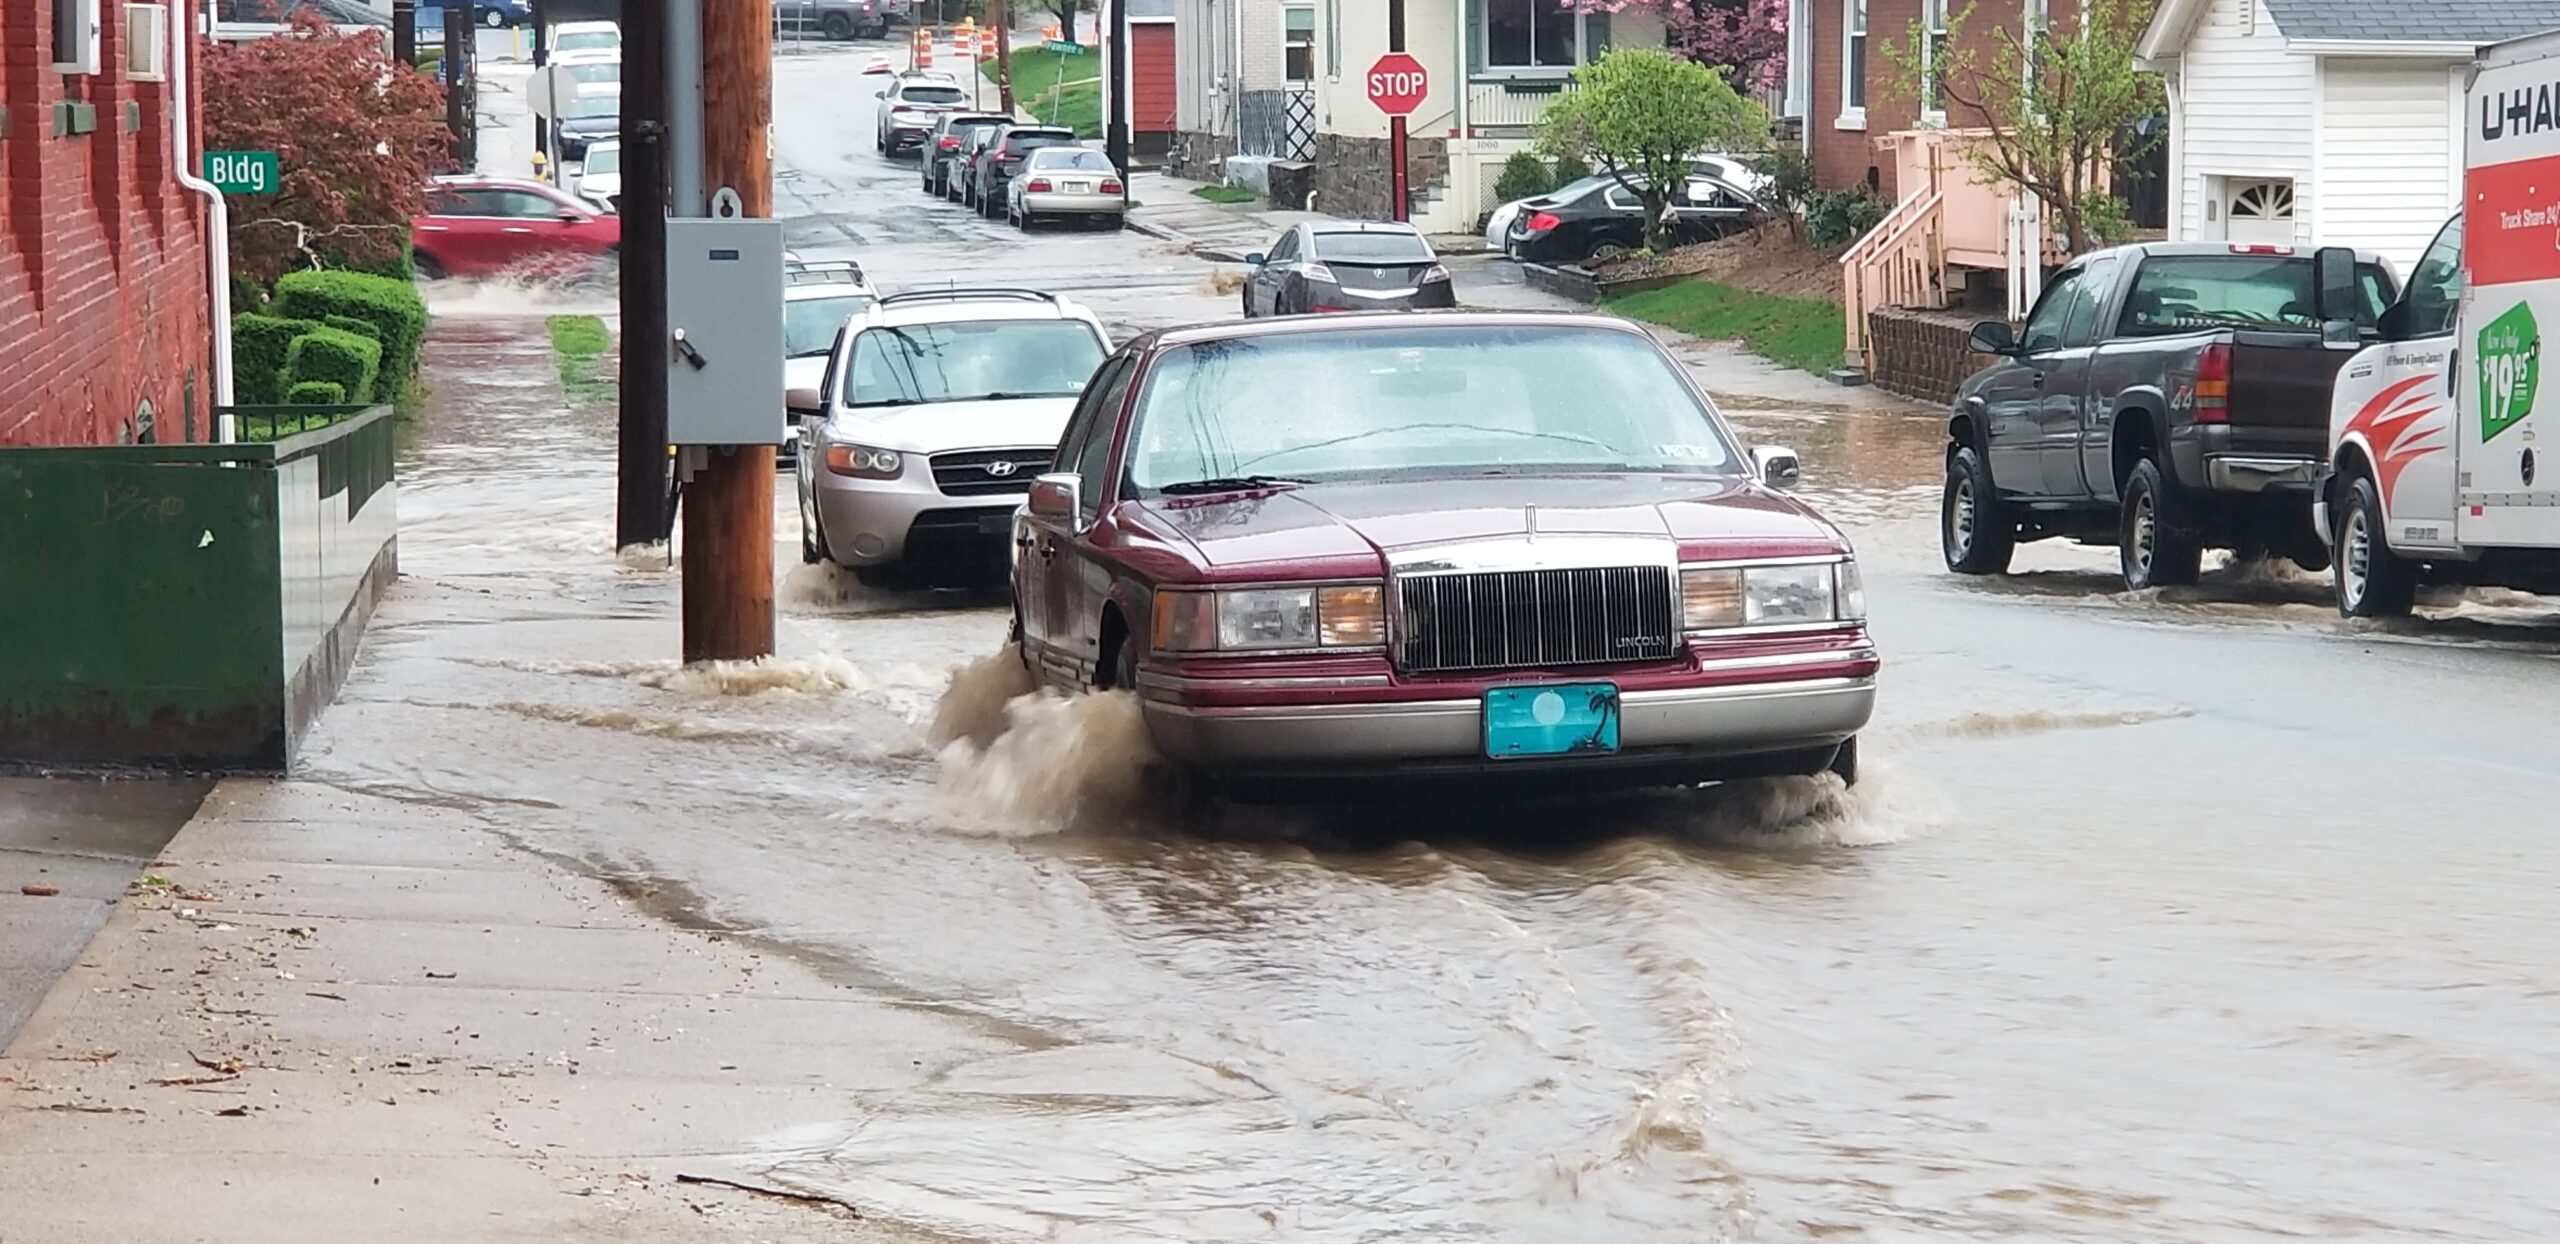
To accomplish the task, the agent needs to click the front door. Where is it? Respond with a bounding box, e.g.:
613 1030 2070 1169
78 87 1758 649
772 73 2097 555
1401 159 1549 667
1981 263 2088 497
2034 253 2118 497
1023 353 1134 678
1250 228 1299 315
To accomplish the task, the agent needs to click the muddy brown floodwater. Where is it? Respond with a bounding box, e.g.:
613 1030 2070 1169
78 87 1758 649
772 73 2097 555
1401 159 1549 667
299 285 2560 1244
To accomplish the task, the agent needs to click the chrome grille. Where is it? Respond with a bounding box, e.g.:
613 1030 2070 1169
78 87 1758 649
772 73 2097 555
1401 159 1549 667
1395 566 1679 673
931 447 1051 497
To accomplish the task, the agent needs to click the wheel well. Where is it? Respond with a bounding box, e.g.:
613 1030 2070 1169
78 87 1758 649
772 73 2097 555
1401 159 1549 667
1096 604 1131 689
1946 411 1980 458
2110 409 2159 493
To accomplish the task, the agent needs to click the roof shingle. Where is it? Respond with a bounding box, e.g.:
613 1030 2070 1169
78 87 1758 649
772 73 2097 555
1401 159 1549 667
2259 0 2560 44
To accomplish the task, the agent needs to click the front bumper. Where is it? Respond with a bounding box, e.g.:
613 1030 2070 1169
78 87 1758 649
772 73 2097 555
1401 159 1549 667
812 465 1023 566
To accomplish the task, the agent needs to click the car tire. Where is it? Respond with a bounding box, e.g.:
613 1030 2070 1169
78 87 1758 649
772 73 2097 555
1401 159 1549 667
2119 457 2202 590
1941 444 2014 575
821 11 854 39
484 7 505 26
1587 240 1628 263
2334 471 2417 619
799 498 822 565
413 251 447 281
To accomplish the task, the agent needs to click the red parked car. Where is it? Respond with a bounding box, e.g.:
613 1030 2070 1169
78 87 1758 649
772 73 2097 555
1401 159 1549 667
412 175 621 280
1010 310 1878 801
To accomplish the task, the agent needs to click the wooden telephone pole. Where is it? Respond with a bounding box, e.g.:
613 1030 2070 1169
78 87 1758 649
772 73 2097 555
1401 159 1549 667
680 0 777 663
991 0 1014 112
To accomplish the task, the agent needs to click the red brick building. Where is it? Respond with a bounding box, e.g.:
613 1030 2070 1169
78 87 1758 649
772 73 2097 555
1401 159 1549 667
2 0 218 447
1799 0 2079 196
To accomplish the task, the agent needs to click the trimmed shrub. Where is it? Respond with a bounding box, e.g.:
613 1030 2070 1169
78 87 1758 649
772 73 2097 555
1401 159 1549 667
1806 186 1891 247
231 313 323 407
286 380 348 406
231 272 270 315
325 237 418 283
271 269 429 395
283 326 384 406
323 313 385 344
1494 151 1554 204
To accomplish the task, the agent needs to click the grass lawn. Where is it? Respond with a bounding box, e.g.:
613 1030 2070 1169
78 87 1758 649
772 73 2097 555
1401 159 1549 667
983 47 1101 137
1604 280 1849 376
1191 184 1258 204
547 314 617 405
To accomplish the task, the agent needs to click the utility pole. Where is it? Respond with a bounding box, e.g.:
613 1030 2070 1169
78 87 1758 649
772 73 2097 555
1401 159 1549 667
1387 0 1407 223
991 0 1014 113
682 0 777 662
443 5 471 165
392 0 415 68
619 0 672 550
530 0 551 165
1103 0 1128 189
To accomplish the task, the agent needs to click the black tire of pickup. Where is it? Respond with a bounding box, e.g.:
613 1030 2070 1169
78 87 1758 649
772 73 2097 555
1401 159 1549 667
2334 472 2416 619
1942 445 2015 575
2119 458 2202 590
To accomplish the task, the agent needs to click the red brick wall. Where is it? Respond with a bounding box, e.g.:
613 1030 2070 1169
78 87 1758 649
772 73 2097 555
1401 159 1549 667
0 0 215 447
1800 0 2078 197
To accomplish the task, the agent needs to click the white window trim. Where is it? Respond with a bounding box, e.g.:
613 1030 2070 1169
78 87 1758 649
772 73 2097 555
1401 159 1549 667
1479 0 1583 79
1837 0 1867 129
1282 3 1316 87
1324 0 1341 81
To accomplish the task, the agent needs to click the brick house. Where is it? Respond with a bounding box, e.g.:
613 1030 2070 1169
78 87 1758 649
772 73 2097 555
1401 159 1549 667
1797 0 2080 195
3 0 220 447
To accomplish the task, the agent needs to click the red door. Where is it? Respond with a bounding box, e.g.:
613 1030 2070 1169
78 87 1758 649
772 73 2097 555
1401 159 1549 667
1132 25 1177 134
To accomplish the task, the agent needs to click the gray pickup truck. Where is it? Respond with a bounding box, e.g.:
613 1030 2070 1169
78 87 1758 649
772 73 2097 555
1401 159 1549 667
1941 241 2398 590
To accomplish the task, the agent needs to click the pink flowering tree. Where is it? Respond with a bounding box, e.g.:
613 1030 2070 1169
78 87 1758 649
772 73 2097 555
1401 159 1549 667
1572 0 1789 94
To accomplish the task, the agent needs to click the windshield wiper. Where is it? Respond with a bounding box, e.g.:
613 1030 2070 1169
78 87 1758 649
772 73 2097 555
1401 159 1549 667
849 397 924 409
1155 475 1310 495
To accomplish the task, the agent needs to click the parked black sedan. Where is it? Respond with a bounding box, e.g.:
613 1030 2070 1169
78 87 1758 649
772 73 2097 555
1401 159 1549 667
552 95 620 162
1505 174 1767 264
1241 223 1455 317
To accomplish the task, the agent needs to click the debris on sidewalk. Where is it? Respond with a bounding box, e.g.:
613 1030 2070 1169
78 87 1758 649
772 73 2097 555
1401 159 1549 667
19 883 60 897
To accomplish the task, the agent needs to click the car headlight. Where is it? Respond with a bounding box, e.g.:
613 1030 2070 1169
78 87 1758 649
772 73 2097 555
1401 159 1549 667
823 441 903 479
1680 560 1862 630
1150 585 1386 653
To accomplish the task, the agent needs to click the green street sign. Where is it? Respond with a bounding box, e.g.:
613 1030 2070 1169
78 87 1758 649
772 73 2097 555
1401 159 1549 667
2477 300 2541 443
205 150 281 196
1044 39 1083 53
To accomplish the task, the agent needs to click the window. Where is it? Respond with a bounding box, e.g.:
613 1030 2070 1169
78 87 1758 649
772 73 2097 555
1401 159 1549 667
2058 256 2119 347
584 145 621 175
2023 0 2050 88
1071 356 1138 525
898 84 969 105
54 0 98 73
1265 229 1300 263
785 296 874 360
1920 0 1948 118
566 96 619 119
1284 6 1315 85
1310 230 1434 262
1324 0 1340 78
451 189 565 218
841 321 1109 408
554 29 620 54
1842 0 1867 113
2019 266 2085 352
1123 325 1740 491
1030 147 1118 172
1485 0 1576 71
2114 254 2395 337
2400 215 2465 338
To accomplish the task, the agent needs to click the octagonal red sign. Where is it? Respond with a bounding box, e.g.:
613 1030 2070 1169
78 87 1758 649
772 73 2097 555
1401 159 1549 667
1365 53 1429 117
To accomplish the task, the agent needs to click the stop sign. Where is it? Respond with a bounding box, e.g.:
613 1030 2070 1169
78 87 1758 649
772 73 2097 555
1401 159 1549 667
1366 53 1429 116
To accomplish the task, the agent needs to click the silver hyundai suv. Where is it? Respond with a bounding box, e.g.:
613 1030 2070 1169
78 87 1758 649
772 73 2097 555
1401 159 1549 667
789 288 1111 591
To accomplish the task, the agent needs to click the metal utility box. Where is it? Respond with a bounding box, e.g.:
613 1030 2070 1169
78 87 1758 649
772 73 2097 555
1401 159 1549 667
666 217 787 446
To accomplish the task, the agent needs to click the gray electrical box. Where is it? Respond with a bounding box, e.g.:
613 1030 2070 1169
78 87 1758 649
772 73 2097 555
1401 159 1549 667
665 217 787 446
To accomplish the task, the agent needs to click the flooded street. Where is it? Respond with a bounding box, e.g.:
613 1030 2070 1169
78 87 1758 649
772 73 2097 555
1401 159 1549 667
283 47 2560 1243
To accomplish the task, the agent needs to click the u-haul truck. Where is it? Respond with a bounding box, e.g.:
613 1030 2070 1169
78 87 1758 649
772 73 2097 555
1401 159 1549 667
2317 29 2560 617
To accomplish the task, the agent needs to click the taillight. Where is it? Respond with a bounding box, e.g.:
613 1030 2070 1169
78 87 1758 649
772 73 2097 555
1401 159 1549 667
1100 179 1123 194
1526 211 1562 232
1311 304 1350 313
1303 263 1337 284
2193 341 2231 423
1026 178 1053 192
2227 243 2294 256
937 136 959 149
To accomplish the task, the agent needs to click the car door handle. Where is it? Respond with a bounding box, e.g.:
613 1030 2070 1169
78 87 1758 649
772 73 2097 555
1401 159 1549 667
2030 371 2047 387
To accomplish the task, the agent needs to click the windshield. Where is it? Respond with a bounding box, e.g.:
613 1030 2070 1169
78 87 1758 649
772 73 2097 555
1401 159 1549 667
567 97 618 120
1030 148 1117 172
2117 254 2394 335
898 85 968 105
842 320 1107 407
1312 230 1434 262
1125 325 1740 490
567 62 619 84
556 31 618 52
583 145 620 174
784 295 873 359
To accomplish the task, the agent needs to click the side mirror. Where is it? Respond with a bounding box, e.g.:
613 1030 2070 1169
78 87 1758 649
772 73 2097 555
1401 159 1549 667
2312 244 2360 329
557 209 584 223
1027 472 1081 521
1752 445 1802 489
1244 252 1266 266
785 386 823 419
1966 320 2018 355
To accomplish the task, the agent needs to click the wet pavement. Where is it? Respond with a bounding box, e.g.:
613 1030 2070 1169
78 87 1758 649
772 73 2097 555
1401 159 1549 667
230 42 2560 1242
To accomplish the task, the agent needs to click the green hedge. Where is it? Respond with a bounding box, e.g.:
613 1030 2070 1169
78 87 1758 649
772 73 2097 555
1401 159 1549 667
272 270 428 396
323 313 384 344
231 313 324 407
285 380 348 405
283 325 384 405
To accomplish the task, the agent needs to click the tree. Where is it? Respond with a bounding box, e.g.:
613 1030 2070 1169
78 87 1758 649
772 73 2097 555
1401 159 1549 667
1880 0 2163 252
1570 0 1789 94
1536 48 1769 252
203 13 453 282
1042 0 1094 45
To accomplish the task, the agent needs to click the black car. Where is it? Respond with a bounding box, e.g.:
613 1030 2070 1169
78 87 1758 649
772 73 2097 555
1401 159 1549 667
552 95 619 162
1505 174 1766 264
967 125 1078 218
922 112 1011 197
1242 222 1454 317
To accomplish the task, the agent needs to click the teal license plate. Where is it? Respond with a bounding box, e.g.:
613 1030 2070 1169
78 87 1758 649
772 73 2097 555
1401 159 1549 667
1483 683 1621 760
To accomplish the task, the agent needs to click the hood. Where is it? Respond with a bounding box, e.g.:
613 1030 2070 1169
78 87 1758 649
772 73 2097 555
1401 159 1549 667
578 171 622 195
821 395 1078 454
1128 475 1846 575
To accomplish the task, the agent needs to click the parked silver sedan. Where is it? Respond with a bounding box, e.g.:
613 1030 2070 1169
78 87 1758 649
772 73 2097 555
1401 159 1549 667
1007 146 1126 231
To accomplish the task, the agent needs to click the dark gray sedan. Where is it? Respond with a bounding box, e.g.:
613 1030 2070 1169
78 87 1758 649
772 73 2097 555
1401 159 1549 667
1241 223 1455 318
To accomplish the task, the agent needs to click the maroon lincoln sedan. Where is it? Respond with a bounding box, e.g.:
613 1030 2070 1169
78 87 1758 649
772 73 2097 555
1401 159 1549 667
1008 311 1877 799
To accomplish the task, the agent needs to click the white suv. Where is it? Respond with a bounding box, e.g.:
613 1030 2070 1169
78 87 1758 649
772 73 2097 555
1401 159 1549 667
875 75 970 154
789 288 1111 591
780 259 878 466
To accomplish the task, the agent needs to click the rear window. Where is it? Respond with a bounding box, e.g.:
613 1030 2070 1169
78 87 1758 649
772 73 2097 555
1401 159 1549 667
1030 148 1116 172
1312 231 1435 262
900 85 968 104
1006 131 1076 151
785 295 873 359
2117 254 2393 336
555 31 618 52
841 320 1108 407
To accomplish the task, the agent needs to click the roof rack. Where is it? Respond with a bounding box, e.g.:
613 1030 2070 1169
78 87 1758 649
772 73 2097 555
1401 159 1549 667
785 259 867 286
874 288 1063 308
